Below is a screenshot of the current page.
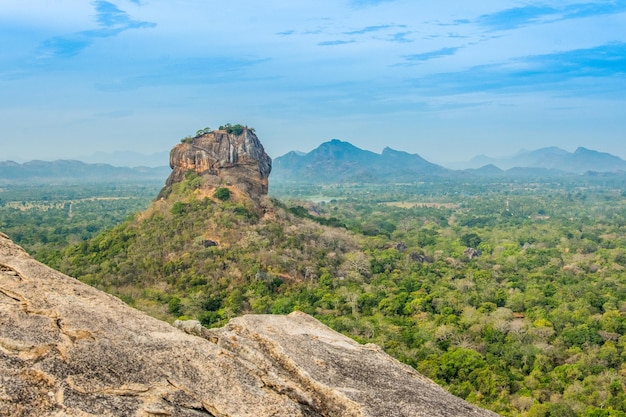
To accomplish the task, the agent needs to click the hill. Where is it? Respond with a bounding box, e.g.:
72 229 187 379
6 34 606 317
0 159 169 184
79 149 170 167
272 139 449 183
464 146 626 173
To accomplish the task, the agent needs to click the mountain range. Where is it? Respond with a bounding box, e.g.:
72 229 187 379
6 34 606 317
0 159 170 184
272 141 626 183
272 139 449 183
2 141 626 184
460 146 626 172
79 150 170 167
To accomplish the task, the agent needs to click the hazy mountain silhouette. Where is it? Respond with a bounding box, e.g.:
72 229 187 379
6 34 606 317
4 142 625 184
0 160 169 183
80 150 170 168
462 147 626 173
272 139 448 183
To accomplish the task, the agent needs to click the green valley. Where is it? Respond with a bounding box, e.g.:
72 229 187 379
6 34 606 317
3 131 626 416
2 172 624 416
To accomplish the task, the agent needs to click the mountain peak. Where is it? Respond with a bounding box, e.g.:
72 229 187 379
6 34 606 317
381 146 404 155
272 140 447 183
574 146 594 154
319 139 362 151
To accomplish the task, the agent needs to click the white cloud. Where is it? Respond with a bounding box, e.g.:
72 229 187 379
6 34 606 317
1 0 625 162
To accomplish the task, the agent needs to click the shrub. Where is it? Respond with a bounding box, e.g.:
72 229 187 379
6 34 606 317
214 187 230 201
219 123 246 135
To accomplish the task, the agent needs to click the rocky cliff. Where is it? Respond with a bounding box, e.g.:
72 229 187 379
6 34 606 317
0 232 499 417
161 127 272 200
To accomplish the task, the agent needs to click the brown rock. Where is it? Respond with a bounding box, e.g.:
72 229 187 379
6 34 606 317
0 234 499 417
464 247 482 259
161 127 272 200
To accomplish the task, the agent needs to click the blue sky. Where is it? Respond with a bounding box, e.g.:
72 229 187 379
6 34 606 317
1 0 625 165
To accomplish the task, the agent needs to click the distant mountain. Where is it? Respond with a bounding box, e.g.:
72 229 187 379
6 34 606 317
272 139 449 183
463 164 504 176
569 147 626 173
0 160 170 184
80 150 170 168
460 147 626 173
7 143 624 185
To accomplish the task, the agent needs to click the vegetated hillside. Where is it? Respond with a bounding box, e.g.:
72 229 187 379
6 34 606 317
47 172 359 323
45 172 626 416
272 139 449 183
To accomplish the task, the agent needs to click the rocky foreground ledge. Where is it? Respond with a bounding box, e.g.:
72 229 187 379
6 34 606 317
0 233 498 417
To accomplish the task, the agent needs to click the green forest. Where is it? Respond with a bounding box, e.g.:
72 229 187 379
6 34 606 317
3 174 626 416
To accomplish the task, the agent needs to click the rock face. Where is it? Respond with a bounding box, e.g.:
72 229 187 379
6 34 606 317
0 233 499 417
162 127 272 199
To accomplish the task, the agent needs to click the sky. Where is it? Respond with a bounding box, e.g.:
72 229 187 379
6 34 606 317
1 0 625 166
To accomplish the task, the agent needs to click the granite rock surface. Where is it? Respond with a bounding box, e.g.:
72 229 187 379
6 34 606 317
0 233 499 417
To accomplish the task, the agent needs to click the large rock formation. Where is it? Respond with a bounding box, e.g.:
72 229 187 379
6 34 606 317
0 233 499 417
162 127 272 200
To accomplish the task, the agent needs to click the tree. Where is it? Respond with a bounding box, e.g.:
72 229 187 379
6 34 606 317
195 127 211 137
214 187 230 201
219 123 246 135
461 232 482 248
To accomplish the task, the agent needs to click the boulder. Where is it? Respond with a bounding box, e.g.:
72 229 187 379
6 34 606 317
464 247 482 259
161 127 271 201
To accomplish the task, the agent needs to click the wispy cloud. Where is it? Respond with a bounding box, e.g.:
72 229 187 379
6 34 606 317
39 38 93 59
447 32 469 39
476 5 557 30
37 1 155 59
562 1 626 19
388 31 413 43
276 30 296 36
476 2 626 31
95 56 269 91
529 41 626 78
417 42 626 94
318 40 356 46
344 25 392 35
403 47 461 63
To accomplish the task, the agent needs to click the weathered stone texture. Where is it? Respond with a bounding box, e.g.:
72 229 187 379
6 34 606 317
0 234 499 417
163 128 272 199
